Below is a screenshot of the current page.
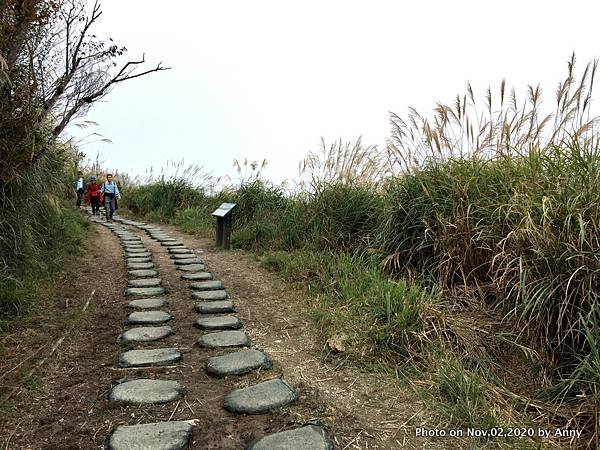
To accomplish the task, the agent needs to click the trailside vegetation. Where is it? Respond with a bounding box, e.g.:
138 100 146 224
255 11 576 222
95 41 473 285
0 0 166 326
124 57 599 448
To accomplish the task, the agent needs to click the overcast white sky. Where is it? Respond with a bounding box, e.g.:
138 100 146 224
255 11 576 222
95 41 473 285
67 0 600 184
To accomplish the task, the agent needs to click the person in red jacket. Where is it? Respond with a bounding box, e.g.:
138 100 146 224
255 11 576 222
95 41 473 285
86 176 101 215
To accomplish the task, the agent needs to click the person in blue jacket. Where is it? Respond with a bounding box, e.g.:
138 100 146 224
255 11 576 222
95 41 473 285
100 173 120 221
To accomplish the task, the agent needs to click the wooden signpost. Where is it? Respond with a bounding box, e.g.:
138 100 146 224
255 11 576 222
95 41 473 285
211 203 236 250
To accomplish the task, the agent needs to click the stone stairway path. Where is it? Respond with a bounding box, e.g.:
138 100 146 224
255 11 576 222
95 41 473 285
85 209 334 449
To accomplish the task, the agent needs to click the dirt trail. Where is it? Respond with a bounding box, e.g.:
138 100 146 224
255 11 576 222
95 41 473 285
0 214 445 449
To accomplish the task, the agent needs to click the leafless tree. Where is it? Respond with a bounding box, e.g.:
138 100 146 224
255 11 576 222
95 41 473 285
0 0 170 180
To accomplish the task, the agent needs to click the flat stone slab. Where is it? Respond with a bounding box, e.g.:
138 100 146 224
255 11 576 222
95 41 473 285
171 253 197 259
125 287 166 296
109 379 185 404
177 264 206 272
128 278 162 288
123 244 145 249
123 247 148 253
189 280 223 291
127 262 155 270
127 298 166 309
118 326 172 343
155 237 177 242
161 241 184 247
181 272 212 281
206 349 272 377
125 251 151 257
127 310 172 324
197 330 250 348
128 269 159 278
120 237 142 242
191 290 228 301
194 301 235 314
126 257 152 263
247 425 333 450
168 248 193 254
106 421 192 450
195 315 241 330
223 378 297 414
173 258 204 265
118 348 181 368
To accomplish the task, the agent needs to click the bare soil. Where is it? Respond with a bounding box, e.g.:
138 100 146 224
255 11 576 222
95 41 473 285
0 218 448 449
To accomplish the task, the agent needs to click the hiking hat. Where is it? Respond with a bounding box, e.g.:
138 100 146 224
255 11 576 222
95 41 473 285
91 176 97 181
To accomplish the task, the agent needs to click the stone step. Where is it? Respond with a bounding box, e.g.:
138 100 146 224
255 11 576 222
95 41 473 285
125 250 152 258
205 349 272 377
247 425 334 450
168 248 193 254
125 287 166 296
128 278 161 288
127 298 166 309
123 242 145 249
197 330 250 348
171 253 198 259
109 379 185 405
180 272 212 281
118 348 181 368
161 241 184 247
195 315 242 330
194 301 235 314
126 256 152 263
106 421 192 450
173 258 204 265
177 264 206 272
188 280 223 291
191 290 228 301
154 237 177 242
127 310 172 325
128 269 159 278
223 378 297 414
127 262 155 270
120 237 142 242
118 326 172 343
126 244 148 253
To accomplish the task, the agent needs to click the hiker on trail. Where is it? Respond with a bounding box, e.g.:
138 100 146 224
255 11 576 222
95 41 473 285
101 173 120 221
86 176 101 215
73 172 85 208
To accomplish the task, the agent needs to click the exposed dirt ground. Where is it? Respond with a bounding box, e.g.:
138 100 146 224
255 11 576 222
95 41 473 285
0 218 451 449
